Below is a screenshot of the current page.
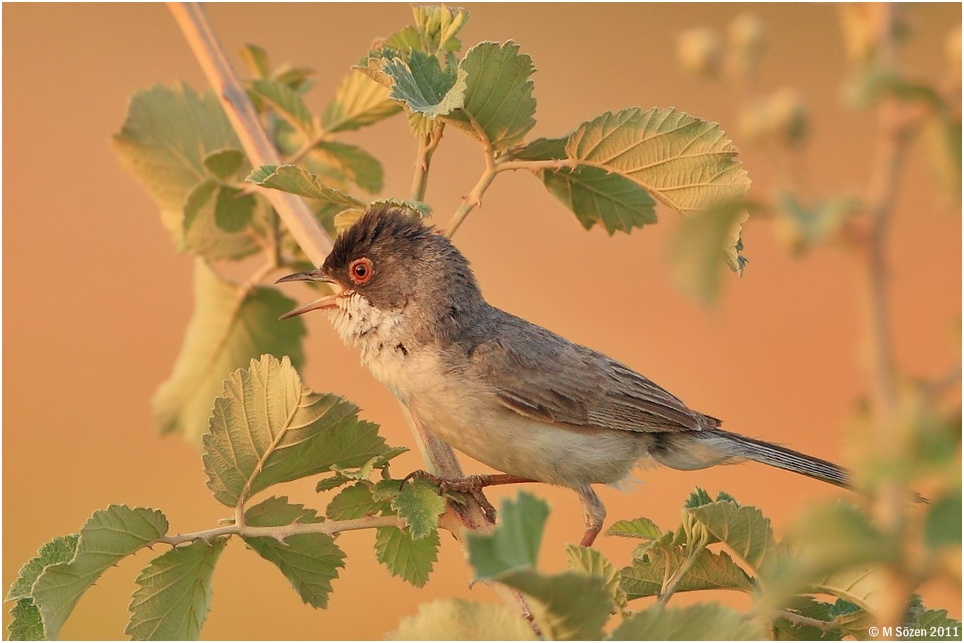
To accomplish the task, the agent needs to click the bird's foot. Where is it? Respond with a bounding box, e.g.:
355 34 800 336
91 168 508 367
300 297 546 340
401 472 536 523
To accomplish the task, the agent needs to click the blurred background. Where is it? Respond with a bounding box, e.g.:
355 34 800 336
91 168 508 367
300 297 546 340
3 3 960 639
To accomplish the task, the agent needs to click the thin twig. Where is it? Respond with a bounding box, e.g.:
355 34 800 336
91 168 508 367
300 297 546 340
411 125 444 202
150 514 405 547
772 609 835 634
167 2 331 265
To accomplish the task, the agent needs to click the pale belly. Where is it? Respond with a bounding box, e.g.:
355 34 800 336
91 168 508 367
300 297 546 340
363 344 652 488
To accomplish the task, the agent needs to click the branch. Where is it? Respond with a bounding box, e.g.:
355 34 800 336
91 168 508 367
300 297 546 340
657 545 704 606
772 609 835 634
444 118 498 237
167 2 331 265
151 514 405 547
410 125 444 202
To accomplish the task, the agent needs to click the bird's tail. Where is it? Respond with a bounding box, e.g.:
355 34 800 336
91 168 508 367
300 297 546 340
648 428 850 489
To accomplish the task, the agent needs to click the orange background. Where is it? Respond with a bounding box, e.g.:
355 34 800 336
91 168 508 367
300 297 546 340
3 3 960 639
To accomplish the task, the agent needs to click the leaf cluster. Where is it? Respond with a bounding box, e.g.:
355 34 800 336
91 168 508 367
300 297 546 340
390 489 961 640
6 355 449 639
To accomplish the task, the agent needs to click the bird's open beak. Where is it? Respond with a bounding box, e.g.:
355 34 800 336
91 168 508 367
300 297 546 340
275 269 343 319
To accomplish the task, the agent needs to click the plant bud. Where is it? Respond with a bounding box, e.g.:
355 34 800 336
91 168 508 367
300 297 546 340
728 13 766 54
678 27 723 76
768 88 808 145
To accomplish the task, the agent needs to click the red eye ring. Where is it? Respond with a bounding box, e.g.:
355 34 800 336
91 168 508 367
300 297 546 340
348 257 374 285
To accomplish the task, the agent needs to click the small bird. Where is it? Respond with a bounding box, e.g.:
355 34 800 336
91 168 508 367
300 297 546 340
277 205 847 546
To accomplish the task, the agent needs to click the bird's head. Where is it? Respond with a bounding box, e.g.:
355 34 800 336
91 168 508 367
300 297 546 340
276 206 485 340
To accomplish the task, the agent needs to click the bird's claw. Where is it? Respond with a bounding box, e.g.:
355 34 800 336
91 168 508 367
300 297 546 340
400 471 497 522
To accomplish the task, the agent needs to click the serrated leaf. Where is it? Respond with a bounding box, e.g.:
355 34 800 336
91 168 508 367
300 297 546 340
619 548 753 600
564 544 627 609
445 41 536 152
125 538 226 640
375 527 439 588
152 261 306 444
203 355 389 506
247 164 363 209
315 473 352 493
214 186 256 233
567 107 751 217
383 26 422 53
393 479 446 539
113 83 246 251
685 488 714 508
541 166 657 234
8 599 43 641
507 136 568 161
903 598 962 641
811 564 890 614
610 603 764 640
312 141 384 194
773 596 843 641
250 78 315 136
7 534 79 602
240 44 270 78
322 69 402 133
498 570 611 641
243 497 346 609
688 500 773 569
466 492 550 580
382 50 467 118
389 598 536 641
369 198 432 219
183 179 219 236
412 5 471 54
671 198 750 304
203 148 245 180
606 517 662 540
32 506 168 640
924 489 962 549
326 483 390 520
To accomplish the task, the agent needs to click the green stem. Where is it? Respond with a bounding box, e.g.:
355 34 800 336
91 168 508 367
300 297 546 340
410 125 444 202
150 514 405 547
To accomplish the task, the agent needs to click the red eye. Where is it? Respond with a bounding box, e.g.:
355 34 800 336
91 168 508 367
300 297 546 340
348 257 374 285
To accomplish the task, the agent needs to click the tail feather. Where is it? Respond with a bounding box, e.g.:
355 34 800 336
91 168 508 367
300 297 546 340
647 428 850 489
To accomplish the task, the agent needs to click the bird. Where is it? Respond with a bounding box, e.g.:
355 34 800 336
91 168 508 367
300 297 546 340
276 205 848 546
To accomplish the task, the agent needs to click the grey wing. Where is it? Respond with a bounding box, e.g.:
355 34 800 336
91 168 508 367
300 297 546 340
468 314 716 433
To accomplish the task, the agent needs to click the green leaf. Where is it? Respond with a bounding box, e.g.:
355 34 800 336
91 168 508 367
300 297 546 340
214 186 256 233
564 544 627 609
382 50 467 118
389 598 536 641
247 164 363 209
541 166 657 234
466 492 550 580
203 148 245 180
8 599 43 641
152 261 306 444
392 479 446 539
684 488 714 509
203 354 389 506
619 548 752 600
923 111 963 206
375 527 439 588
610 603 764 640
243 497 346 609
240 44 270 78
688 500 773 569
113 83 246 251
273 66 315 94
312 141 384 194
369 198 432 219
383 27 422 54
773 597 843 641
568 107 750 216
125 538 226 640
924 489 962 549
249 78 315 136
507 136 567 161
326 483 390 520
7 534 79 602
445 41 536 152
605 517 662 540
32 506 168 639
670 200 750 304
811 564 890 614
903 596 962 640
322 69 402 133
182 179 218 236
498 570 611 641
315 474 352 493
412 5 471 53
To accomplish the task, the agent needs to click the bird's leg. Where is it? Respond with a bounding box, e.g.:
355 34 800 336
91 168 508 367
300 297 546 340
402 471 536 522
576 485 607 547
